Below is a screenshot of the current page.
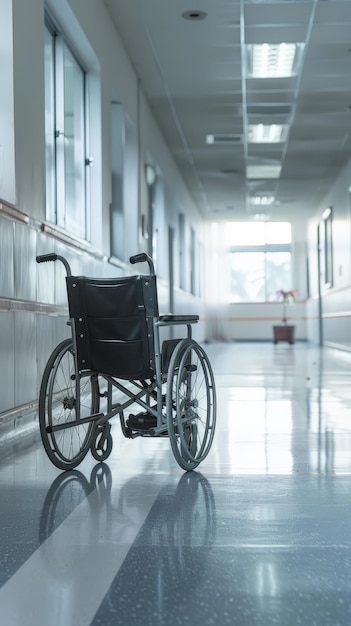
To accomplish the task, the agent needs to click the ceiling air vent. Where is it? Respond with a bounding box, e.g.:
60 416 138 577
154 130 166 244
220 169 240 174
206 134 243 145
247 104 292 117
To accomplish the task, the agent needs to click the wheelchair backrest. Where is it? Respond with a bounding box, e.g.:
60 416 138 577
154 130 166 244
66 274 158 379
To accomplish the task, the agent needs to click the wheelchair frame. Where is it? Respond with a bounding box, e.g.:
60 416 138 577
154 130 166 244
36 252 216 471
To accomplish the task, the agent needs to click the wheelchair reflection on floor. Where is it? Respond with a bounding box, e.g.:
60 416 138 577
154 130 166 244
36 252 216 472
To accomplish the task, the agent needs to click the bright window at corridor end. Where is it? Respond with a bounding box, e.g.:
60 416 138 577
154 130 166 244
226 222 292 303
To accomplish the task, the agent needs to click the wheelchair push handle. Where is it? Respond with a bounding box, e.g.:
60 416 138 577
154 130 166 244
36 253 58 263
129 253 155 276
36 253 72 276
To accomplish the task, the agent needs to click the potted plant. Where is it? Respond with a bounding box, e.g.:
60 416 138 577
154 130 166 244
273 289 297 344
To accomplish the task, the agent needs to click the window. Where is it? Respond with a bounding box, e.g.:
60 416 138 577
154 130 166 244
227 222 292 302
45 21 88 240
142 164 156 260
190 227 196 295
110 102 125 259
0 0 15 204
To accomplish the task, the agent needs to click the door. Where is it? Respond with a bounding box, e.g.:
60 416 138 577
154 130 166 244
317 223 323 345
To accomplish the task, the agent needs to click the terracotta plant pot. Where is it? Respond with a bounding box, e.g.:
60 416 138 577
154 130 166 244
273 325 295 344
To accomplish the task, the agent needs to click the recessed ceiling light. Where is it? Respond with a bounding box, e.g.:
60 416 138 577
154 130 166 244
246 43 304 78
248 124 288 143
246 165 282 179
252 213 269 221
250 195 275 206
182 10 208 20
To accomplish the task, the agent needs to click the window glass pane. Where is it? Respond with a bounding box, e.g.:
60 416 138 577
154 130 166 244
266 222 291 244
226 220 292 303
226 222 265 246
179 213 185 289
266 252 292 300
44 27 56 223
63 45 86 238
229 252 265 302
110 102 125 259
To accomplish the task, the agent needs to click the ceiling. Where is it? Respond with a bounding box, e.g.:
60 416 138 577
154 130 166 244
104 0 351 221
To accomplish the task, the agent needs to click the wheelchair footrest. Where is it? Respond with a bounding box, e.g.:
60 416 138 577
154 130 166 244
126 411 157 431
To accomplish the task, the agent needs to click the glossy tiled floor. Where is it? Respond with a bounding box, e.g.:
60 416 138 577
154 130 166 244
1 341 351 625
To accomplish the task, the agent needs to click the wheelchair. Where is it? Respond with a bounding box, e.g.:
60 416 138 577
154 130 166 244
36 252 216 472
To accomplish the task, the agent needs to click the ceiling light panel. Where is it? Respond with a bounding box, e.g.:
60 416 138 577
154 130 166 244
246 165 282 179
251 212 271 221
246 43 304 78
250 195 275 206
248 124 288 143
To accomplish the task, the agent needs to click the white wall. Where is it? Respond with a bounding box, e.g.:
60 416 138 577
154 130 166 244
307 159 351 351
229 301 306 342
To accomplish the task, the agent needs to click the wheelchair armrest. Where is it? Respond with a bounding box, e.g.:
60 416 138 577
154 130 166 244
158 314 199 325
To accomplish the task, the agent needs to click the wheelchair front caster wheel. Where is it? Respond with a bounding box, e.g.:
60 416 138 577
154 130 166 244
91 423 113 462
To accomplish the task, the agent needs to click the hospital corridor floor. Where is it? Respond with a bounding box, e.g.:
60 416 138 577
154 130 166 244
1 341 351 625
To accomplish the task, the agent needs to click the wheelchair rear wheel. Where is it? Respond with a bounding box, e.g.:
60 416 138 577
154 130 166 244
166 339 216 471
39 339 99 470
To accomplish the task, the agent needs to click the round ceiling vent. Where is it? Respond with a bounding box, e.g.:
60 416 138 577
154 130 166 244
182 10 208 20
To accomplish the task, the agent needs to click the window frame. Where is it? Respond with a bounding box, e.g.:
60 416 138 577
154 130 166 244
44 15 90 241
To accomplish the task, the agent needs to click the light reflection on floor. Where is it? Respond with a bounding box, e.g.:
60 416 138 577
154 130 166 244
206 341 351 477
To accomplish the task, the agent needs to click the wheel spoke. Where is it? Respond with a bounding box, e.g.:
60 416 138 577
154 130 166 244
39 339 99 470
